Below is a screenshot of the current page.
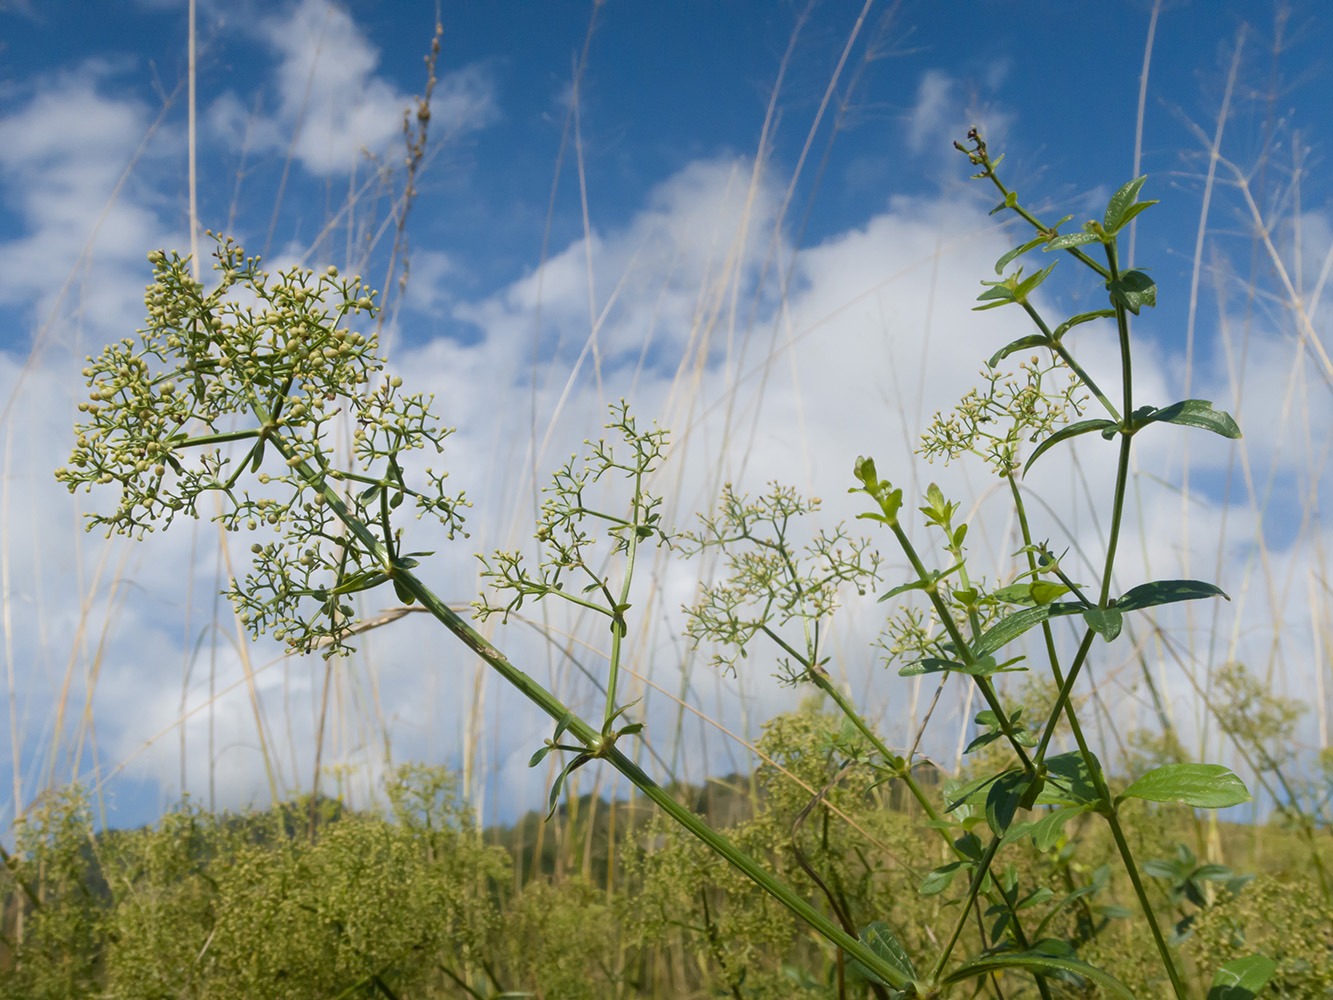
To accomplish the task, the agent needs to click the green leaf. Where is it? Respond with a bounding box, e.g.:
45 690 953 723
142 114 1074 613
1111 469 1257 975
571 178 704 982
552 710 577 744
1052 309 1117 341
945 774 1001 816
964 730 1005 754
1023 419 1118 475
1029 804 1089 851
994 581 1071 606
973 602 1084 657
943 952 1136 999
994 236 1047 274
1108 269 1157 314
1082 606 1122 642
1039 751 1103 806
878 578 930 603
1134 399 1242 439
1015 261 1058 299
1115 579 1229 611
920 861 967 896
1109 198 1158 233
1207 955 1278 1000
1122 763 1251 809
857 921 916 982
1044 231 1102 250
392 575 416 605
1103 176 1149 231
528 745 552 768
987 769 1032 836
988 334 1051 368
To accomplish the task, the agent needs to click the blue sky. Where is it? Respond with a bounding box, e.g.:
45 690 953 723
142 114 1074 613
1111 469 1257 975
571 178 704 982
1 1 1330 835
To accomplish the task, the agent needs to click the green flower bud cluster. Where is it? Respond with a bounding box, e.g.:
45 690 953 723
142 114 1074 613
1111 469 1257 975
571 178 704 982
682 483 881 684
474 400 671 630
56 234 468 657
918 353 1087 476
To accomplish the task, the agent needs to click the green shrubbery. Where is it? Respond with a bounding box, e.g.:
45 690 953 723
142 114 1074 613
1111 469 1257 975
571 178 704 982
2 733 1331 998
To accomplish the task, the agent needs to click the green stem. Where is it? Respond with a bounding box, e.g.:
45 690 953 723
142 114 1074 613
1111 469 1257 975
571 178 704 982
929 832 1003 984
1018 302 1120 422
604 471 643 730
887 519 1033 771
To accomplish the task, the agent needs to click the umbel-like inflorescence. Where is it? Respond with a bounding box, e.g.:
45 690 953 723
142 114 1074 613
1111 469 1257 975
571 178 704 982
55 235 467 656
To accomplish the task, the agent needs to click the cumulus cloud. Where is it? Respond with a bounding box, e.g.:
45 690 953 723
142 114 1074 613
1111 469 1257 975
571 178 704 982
208 0 498 178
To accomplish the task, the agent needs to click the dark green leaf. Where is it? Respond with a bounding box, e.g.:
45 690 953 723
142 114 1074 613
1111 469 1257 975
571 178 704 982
392 575 415 605
898 657 963 677
1108 270 1157 314
973 602 1085 657
1052 309 1117 341
987 769 1032 836
964 730 1005 754
1121 763 1251 809
1135 399 1242 440
546 768 567 819
988 334 1051 368
1207 955 1278 1000
1039 752 1103 806
1023 419 1118 475
1082 606 1122 642
249 439 266 473
1103 176 1148 231
1115 579 1229 612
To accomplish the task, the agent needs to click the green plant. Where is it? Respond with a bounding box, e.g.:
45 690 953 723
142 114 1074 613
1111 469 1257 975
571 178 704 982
54 131 1280 998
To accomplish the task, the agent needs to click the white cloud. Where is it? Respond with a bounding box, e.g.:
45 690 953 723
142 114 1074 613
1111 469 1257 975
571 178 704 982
208 0 498 179
906 66 1014 166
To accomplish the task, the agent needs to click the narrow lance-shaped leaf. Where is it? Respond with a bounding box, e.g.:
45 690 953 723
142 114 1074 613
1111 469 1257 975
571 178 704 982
1051 308 1116 341
1023 419 1118 476
973 602 1085 657
993 235 1047 274
1114 579 1229 612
